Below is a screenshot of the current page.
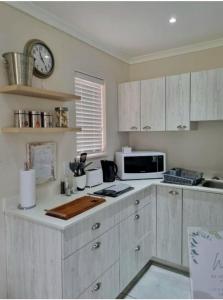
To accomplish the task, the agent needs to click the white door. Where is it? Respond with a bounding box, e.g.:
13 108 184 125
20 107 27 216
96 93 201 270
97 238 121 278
118 81 140 131
141 77 165 131
191 68 223 121
166 73 190 131
157 186 182 264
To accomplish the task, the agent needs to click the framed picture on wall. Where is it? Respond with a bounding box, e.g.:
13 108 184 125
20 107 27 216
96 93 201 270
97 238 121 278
27 142 56 184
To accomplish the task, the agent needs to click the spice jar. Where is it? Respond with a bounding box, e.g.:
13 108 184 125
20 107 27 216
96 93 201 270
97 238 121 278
30 111 41 128
14 110 29 128
55 107 68 128
41 112 53 128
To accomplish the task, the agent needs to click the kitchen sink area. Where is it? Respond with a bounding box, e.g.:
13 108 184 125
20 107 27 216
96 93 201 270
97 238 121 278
202 179 223 189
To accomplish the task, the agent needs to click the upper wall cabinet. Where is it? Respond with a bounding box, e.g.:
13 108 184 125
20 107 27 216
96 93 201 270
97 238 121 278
166 73 190 131
118 81 140 131
141 78 165 131
191 68 223 121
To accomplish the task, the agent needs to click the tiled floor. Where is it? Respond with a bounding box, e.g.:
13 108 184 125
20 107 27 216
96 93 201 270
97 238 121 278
124 265 191 299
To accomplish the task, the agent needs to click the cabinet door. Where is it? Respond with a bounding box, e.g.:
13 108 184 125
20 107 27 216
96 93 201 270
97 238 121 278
182 190 223 267
118 81 140 131
191 68 223 121
157 186 182 264
166 73 190 131
63 225 119 298
78 262 119 299
141 77 165 131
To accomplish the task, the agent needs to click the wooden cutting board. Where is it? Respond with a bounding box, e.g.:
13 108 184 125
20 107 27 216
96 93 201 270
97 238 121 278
45 195 106 220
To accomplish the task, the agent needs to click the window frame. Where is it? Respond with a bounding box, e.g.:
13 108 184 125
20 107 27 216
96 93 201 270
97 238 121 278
74 72 107 158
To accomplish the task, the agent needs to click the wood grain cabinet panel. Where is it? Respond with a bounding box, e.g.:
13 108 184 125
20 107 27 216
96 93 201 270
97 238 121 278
63 225 119 299
6 216 62 299
120 232 155 291
78 262 119 299
191 68 223 121
141 77 165 131
157 186 182 265
119 187 156 221
118 81 140 131
166 73 190 131
182 190 223 267
120 200 155 254
63 202 119 258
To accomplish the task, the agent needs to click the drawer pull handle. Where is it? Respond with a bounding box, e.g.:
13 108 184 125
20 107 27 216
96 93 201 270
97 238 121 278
91 282 101 292
92 222 101 231
134 214 140 220
169 190 179 196
91 242 101 250
182 125 187 129
135 199 140 205
135 245 141 252
130 126 137 130
143 125 151 130
177 125 182 129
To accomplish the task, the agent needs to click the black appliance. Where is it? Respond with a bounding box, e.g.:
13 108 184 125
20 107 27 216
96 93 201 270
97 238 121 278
101 160 118 182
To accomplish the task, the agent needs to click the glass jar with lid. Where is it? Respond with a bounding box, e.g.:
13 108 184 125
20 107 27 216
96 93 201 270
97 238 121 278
55 107 68 128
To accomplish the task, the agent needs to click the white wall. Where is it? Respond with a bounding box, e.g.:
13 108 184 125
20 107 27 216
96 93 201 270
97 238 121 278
129 47 223 176
0 3 129 297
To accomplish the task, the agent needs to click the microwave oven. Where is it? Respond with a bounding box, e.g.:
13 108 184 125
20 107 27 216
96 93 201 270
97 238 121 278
115 151 166 180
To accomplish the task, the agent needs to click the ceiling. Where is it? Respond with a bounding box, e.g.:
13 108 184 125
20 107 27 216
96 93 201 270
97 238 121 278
9 1 223 63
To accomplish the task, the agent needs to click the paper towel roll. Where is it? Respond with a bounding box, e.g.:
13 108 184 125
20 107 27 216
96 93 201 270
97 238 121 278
19 169 36 209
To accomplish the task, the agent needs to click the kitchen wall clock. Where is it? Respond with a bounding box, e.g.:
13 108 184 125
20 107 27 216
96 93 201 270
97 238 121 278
24 39 55 78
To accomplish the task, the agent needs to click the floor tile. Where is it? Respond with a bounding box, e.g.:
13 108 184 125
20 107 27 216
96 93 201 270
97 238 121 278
128 265 191 299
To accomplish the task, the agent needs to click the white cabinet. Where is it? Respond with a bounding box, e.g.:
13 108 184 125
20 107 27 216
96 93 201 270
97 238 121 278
118 81 140 131
157 186 182 265
63 225 119 298
120 190 156 290
79 262 119 299
166 73 190 131
182 190 223 267
191 68 223 121
141 77 165 131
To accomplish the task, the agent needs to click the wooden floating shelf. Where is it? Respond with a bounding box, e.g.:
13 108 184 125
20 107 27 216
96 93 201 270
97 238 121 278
0 85 81 101
0 127 81 134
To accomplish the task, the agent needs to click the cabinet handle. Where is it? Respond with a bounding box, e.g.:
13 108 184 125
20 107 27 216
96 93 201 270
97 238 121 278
143 125 151 130
182 125 187 129
91 241 101 250
134 214 140 220
135 199 140 205
91 222 101 231
130 126 137 130
177 125 182 129
135 245 141 252
91 282 101 292
169 190 179 196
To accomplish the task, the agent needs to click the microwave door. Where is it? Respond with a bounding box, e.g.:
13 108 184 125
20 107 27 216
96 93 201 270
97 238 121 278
124 156 158 173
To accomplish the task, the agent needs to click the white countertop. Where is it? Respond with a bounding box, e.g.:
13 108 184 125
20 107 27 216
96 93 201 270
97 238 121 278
5 177 223 230
4 179 160 230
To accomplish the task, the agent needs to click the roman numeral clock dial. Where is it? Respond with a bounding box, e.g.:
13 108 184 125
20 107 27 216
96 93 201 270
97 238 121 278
24 39 55 79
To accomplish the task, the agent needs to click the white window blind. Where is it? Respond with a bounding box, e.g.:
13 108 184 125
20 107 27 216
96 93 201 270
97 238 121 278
75 73 105 155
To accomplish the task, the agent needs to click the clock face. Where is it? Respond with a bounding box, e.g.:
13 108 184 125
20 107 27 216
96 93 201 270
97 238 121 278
24 40 55 78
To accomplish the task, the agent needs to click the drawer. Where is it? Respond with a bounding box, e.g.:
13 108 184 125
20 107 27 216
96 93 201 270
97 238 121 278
78 262 119 299
120 232 154 291
63 225 119 298
120 185 156 220
120 200 156 254
63 202 119 258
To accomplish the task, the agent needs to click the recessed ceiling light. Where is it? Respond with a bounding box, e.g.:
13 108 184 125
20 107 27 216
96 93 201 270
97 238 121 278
169 17 176 24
